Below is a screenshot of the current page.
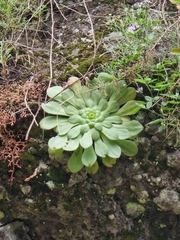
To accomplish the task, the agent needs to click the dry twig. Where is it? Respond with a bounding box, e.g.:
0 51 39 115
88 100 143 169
47 0 55 90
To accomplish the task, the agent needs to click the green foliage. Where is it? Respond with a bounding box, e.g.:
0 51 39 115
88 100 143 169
40 73 143 174
0 0 47 71
102 5 180 139
0 41 14 68
0 0 27 31
104 7 160 73
135 58 180 134
0 0 47 37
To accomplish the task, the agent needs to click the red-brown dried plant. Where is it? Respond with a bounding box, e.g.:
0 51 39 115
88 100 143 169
0 77 46 184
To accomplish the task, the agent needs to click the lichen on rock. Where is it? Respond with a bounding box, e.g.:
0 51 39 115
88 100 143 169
153 188 180 215
126 202 145 218
167 150 180 169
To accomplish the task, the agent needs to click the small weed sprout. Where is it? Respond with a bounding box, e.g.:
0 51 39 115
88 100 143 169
0 41 14 70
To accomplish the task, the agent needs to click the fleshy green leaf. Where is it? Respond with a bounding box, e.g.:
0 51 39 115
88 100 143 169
102 156 116 167
48 147 63 157
48 135 67 150
82 146 97 167
68 115 82 124
102 127 119 140
69 79 82 94
39 116 67 130
64 105 79 115
47 86 63 101
55 123 76 135
63 135 81 151
105 115 122 124
114 120 143 136
86 161 99 174
116 129 131 139
91 128 100 141
80 86 91 102
61 89 75 106
74 98 86 109
85 98 95 108
98 99 108 111
80 124 90 134
91 89 103 105
80 130 93 149
106 100 119 113
116 139 138 156
102 135 121 158
102 120 112 128
67 125 81 138
94 138 108 157
121 117 131 123
118 87 137 105
95 122 103 131
68 147 84 173
42 102 68 116
106 80 127 101
117 100 141 116
101 111 109 118
97 72 116 82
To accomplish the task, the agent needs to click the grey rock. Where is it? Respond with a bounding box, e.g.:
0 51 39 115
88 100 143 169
153 189 180 214
0 221 31 240
167 150 180 169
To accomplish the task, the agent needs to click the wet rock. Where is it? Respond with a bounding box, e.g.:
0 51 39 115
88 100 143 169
0 221 31 240
167 150 180 169
126 202 145 218
153 189 180 215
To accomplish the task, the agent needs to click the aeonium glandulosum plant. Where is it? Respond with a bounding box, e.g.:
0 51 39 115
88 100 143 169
39 73 143 174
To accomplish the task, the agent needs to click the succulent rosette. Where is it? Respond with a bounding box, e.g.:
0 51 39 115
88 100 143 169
40 73 143 173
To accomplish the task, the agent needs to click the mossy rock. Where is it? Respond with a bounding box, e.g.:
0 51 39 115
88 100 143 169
49 165 69 184
59 54 110 79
